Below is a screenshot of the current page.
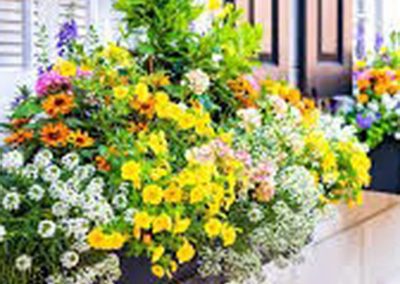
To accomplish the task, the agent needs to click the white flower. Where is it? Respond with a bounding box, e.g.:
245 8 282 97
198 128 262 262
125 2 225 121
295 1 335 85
86 177 105 195
74 165 96 181
124 208 137 224
52 202 70 217
27 184 45 201
247 205 264 223
395 132 400 140
1 150 24 171
42 165 61 182
0 225 6 242
184 69 210 95
22 164 39 179
38 220 57 238
15 254 32 271
61 152 80 171
34 150 53 168
71 241 91 253
60 251 80 269
237 108 262 130
367 101 379 112
190 12 214 35
112 193 128 210
2 192 20 211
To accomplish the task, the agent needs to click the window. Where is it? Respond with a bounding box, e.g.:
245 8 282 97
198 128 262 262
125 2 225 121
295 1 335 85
0 0 25 68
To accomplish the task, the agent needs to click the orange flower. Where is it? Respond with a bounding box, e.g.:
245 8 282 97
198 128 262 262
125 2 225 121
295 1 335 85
42 93 75 117
4 129 34 145
95 156 111 172
40 122 70 147
357 93 369 104
69 130 95 148
10 118 30 128
357 79 370 92
130 97 156 119
128 122 148 133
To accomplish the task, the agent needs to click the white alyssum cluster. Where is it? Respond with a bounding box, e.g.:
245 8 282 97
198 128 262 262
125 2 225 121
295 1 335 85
317 114 357 143
46 254 121 284
184 69 210 95
237 108 262 131
0 150 24 172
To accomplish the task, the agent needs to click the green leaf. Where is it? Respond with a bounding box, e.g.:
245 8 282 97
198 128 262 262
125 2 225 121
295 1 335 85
12 99 42 119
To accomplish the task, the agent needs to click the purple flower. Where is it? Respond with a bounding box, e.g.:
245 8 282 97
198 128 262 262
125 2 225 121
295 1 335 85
356 113 375 129
374 33 384 53
57 20 78 56
35 71 71 97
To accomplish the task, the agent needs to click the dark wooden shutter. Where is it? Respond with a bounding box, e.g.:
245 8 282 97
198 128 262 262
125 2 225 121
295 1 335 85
301 0 353 97
235 0 290 80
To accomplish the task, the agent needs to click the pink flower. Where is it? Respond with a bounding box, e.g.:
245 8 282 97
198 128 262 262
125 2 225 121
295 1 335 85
35 71 71 97
235 150 252 167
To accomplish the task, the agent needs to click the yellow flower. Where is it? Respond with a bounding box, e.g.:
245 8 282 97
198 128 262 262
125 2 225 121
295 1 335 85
164 184 183 203
142 185 164 205
221 224 237 247
114 86 130 100
135 82 151 103
204 218 222 238
121 161 141 189
170 260 178 273
208 0 222 10
177 112 196 130
189 185 207 204
151 265 165 278
134 211 153 230
148 131 168 156
176 240 196 264
53 58 77 77
151 245 165 263
87 228 127 250
173 217 191 234
150 167 168 181
152 213 172 234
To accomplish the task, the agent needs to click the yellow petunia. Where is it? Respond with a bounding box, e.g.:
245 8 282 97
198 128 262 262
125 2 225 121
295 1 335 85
151 264 165 278
164 184 183 203
204 218 222 238
151 245 165 263
148 131 168 156
113 86 130 100
173 217 191 234
190 185 207 204
176 240 196 264
177 112 196 130
150 167 168 181
152 213 172 234
134 211 153 230
121 161 141 189
142 184 164 205
134 82 151 103
53 58 77 77
221 224 237 247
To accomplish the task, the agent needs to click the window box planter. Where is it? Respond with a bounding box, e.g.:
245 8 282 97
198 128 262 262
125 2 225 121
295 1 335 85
368 137 400 194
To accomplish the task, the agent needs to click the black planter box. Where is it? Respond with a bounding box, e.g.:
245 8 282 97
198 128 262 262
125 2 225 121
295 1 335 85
117 257 224 284
368 137 400 194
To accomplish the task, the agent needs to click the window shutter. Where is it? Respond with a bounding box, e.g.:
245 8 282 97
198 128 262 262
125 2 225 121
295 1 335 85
0 0 24 67
59 0 90 36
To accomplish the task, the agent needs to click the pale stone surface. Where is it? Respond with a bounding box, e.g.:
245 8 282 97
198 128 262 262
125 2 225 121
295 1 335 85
264 191 400 284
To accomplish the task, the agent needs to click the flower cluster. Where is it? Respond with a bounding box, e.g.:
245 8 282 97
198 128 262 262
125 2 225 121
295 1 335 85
0 150 123 283
339 33 400 148
0 1 370 283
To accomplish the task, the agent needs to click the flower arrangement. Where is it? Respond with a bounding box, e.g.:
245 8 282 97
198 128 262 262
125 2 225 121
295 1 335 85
0 0 370 283
339 32 400 148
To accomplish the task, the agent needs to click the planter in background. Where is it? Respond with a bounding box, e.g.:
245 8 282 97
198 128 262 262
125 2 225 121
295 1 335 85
368 137 400 194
